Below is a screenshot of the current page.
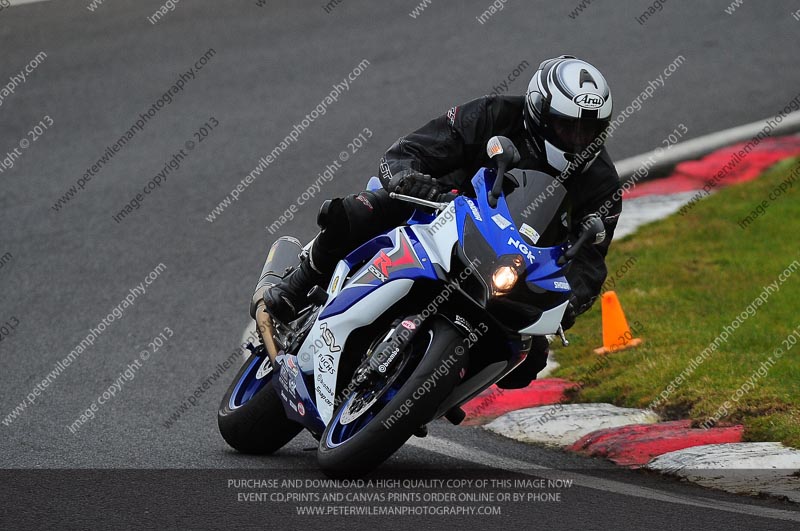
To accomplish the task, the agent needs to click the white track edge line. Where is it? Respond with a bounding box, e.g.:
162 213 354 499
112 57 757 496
408 435 800 522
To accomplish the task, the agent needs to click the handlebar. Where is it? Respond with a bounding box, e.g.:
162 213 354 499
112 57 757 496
388 192 453 211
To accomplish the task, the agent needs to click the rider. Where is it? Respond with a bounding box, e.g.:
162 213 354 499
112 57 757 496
257 55 622 389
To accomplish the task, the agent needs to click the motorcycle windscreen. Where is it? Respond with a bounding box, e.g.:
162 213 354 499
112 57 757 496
503 169 571 247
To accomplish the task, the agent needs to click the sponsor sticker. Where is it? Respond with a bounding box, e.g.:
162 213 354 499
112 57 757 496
317 373 335 395
467 199 483 221
377 346 400 373
492 213 512 230
318 354 335 374
519 223 541 244
507 236 536 264
320 323 341 353
297 402 305 416
368 264 388 282
401 320 416 330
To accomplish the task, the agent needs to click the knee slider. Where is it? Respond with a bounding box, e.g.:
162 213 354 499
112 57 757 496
316 197 349 236
317 199 332 229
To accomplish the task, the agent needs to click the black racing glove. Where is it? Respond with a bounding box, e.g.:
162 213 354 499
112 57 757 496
392 172 440 202
578 213 607 245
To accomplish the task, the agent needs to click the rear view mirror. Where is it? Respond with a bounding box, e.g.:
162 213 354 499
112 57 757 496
486 136 521 207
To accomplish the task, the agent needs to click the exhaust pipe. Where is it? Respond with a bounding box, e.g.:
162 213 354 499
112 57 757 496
250 237 303 362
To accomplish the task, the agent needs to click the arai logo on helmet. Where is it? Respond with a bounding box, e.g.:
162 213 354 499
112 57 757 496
572 92 604 109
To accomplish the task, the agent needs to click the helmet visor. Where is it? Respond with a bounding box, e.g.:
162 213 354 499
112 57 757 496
549 115 608 154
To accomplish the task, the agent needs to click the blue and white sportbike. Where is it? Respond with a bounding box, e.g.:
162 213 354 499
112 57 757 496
218 136 605 477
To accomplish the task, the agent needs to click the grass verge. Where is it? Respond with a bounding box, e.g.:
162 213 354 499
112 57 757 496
552 157 800 447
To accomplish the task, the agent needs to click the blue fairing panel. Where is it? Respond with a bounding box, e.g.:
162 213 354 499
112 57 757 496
319 227 438 320
463 169 567 272
528 272 571 293
278 355 326 436
461 168 571 292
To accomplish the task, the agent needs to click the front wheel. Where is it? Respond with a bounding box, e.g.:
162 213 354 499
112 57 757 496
218 346 302 454
318 317 466 477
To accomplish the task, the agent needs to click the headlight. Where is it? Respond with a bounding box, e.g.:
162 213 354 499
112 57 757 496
492 265 518 292
456 215 569 330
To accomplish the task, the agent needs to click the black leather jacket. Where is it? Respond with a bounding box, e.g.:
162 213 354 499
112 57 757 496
379 94 622 318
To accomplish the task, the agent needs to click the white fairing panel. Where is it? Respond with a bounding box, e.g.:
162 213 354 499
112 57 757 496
519 299 569 335
301 278 414 423
411 202 458 273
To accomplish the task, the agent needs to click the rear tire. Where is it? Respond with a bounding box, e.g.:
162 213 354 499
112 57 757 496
218 353 302 454
317 317 466 477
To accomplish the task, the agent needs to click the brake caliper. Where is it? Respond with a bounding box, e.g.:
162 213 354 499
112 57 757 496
355 316 422 383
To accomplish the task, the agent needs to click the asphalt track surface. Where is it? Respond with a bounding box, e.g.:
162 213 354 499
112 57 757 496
1 0 799 529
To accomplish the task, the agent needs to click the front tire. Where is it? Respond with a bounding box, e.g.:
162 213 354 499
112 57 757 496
218 350 302 454
317 317 466 477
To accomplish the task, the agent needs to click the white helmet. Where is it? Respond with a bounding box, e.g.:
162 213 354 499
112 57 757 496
524 55 613 175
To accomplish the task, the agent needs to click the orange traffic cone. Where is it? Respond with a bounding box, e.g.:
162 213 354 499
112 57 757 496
593 291 642 355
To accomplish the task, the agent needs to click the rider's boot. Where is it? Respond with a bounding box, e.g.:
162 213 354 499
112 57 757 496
496 336 550 389
262 254 326 324
256 198 347 326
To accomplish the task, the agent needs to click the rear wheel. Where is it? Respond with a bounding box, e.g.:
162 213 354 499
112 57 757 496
318 317 466 477
218 346 302 454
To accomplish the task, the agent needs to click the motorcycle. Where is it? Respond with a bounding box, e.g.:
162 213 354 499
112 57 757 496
218 136 604 477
